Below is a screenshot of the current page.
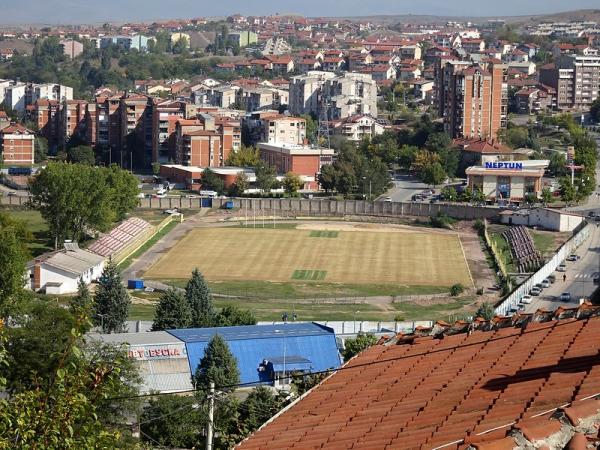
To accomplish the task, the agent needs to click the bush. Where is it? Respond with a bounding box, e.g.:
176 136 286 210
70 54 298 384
473 219 485 235
476 287 484 296
394 314 405 322
430 212 457 229
450 283 465 297
475 302 495 320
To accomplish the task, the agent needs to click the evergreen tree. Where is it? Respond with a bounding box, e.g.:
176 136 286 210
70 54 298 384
192 334 240 391
239 386 284 434
152 288 192 331
69 278 92 314
93 260 130 333
0 227 28 317
185 269 215 328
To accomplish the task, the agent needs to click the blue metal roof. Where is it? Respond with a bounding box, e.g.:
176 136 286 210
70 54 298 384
168 322 335 342
168 323 341 385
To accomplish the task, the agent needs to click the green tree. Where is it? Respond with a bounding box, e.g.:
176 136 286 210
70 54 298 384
239 386 284 434
192 334 240 391
200 168 225 194
215 305 257 327
282 172 303 195
425 132 451 153
152 288 192 331
398 145 418 169
69 278 93 314
186 269 215 328
318 164 337 193
343 332 378 361
549 151 567 177
93 260 130 333
541 188 553 205
559 176 577 204
475 302 495 320
34 136 48 163
440 186 458 201
421 162 446 187
226 145 260 166
140 395 201 448
0 227 28 317
67 145 96 165
255 163 278 193
301 114 318 145
229 172 249 197
590 97 600 123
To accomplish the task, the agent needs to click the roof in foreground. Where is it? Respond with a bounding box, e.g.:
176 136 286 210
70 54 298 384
168 322 335 343
237 306 600 450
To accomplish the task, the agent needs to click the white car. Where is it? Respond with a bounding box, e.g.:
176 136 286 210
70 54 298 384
521 295 533 304
384 197 392 202
557 263 567 272
541 279 551 288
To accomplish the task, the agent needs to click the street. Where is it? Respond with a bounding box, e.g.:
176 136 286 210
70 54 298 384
378 173 432 202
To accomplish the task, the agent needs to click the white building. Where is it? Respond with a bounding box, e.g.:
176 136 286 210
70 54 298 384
3 82 27 112
499 208 585 232
26 243 106 294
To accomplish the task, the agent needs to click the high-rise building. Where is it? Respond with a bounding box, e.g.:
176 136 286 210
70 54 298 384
120 94 154 168
0 123 35 165
61 100 87 146
33 99 61 148
437 60 507 140
152 100 187 163
539 54 600 110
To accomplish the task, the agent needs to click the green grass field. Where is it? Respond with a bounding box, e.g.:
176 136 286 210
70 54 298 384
144 225 472 288
2 209 53 256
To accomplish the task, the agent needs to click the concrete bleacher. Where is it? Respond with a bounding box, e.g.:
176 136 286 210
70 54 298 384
88 217 153 259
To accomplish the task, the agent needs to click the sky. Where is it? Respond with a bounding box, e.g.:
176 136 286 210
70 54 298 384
1 0 599 24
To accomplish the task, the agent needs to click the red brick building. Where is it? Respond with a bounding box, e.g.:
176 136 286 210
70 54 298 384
0 123 35 165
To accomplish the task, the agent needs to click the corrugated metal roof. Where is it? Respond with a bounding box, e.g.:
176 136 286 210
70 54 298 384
42 249 104 275
181 327 341 385
168 322 335 342
90 331 182 346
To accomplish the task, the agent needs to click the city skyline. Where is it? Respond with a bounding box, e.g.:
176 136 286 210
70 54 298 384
1 1 600 24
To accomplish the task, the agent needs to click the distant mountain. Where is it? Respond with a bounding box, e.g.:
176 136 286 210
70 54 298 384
333 9 600 25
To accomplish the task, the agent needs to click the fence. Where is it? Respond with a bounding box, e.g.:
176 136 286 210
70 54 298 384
0 195 28 206
139 196 501 221
494 222 591 316
113 214 181 265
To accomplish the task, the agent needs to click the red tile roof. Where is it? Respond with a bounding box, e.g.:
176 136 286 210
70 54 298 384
237 308 600 450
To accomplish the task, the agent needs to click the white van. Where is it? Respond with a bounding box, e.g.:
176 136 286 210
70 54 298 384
199 190 218 198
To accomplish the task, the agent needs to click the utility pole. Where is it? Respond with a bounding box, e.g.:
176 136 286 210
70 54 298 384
206 382 215 450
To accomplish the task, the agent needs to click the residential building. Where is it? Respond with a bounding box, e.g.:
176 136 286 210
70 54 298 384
33 99 61 148
152 100 186 163
258 142 335 190
61 100 88 146
437 60 508 140
227 30 257 48
26 243 105 294
3 82 27 112
60 39 84 58
0 111 9 130
360 64 397 81
244 111 306 146
328 114 384 142
514 86 556 114
539 54 600 110
120 94 154 167
99 35 151 51
0 122 35 165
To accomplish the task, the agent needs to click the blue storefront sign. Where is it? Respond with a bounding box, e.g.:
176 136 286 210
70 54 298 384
484 162 523 170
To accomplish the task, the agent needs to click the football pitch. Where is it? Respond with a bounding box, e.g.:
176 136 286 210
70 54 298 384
144 225 473 288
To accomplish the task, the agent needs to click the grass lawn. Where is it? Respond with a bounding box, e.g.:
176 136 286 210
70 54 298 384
489 232 517 274
530 230 562 258
117 220 179 270
144 226 472 287
163 279 449 300
2 208 53 256
128 296 476 322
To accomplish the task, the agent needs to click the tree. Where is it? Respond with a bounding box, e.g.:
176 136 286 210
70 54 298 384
440 186 458 201
239 386 284 434
559 176 577 204
215 305 257 327
34 136 48 163
343 332 378 361
0 227 28 317
398 145 417 169
152 288 192 331
549 151 567 177
200 168 225 194
192 334 240 391
301 114 318 145
425 132 451 153
186 269 215 328
421 162 446 187
475 302 495 320
226 145 260 166
67 145 96 165
499 126 530 149
255 163 278 193
29 163 139 248
140 395 201 448
318 164 337 193
590 97 600 123
93 260 130 333
541 188 553 205
229 172 249 197
69 278 93 314
282 172 303 196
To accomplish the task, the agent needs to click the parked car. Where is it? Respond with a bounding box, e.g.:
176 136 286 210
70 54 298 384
595 216 600 222
588 211 596 217
541 279 551 288
557 263 567 272
521 295 533 304
566 254 579 262
530 287 542 296
547 274 556 283
535 283 544 290
560 292 571 302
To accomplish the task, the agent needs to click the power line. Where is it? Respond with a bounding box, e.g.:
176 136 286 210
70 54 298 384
107 317 586 402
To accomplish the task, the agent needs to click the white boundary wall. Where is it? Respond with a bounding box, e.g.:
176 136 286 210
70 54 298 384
495 223 591 316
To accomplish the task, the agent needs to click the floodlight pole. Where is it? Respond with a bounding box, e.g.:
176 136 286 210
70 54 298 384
206 382 215 450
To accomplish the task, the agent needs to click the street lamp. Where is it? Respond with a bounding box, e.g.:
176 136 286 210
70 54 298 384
274 329 286 386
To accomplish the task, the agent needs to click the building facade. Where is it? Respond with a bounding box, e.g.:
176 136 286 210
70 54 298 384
0 123 35 165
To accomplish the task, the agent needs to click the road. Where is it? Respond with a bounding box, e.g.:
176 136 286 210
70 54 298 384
378 174 431 202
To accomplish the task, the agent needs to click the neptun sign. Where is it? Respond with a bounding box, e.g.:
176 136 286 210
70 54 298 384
484 162 523 170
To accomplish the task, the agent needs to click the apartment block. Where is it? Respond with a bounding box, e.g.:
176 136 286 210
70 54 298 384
152 100 187 163
60 39 84 59
0 123 35 165
33 99 61 148
437 60 507 140
539 54 600 110
243 111 306 146
61 100 88 146
121 94 154 168
289 71 378 120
